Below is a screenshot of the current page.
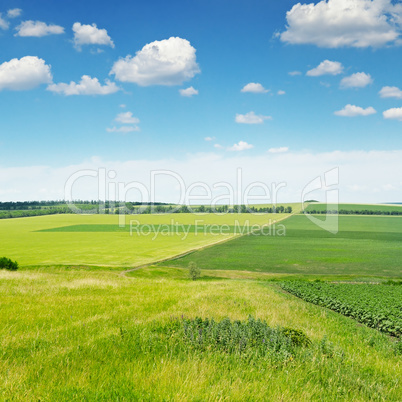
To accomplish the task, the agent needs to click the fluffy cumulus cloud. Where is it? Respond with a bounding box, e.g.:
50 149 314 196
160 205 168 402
379 86 402 99
228 141 254 151
334 104 376 117
179 86 198 97
306 60 343 76
7 8 22 18
106 111 140 133
235 111 271 124
241 83 269 93
15 20 64 37
110 37 200 86
269 147 289 153
280 0 401 48
115 112 140 124
383 107 402 120
0 56 52 91
47 75 119 96
0 13 9 30
340 72 373 88
73 22 114 49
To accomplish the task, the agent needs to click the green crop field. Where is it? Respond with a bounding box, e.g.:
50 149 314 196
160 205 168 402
1 209 402 400
0 212 287 267
161 215 402 277
281 281 402 337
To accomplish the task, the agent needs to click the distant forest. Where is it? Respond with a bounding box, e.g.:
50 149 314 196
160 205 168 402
0 201 292 219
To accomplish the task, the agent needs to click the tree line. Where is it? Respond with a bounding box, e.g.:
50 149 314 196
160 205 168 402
303 209 402 216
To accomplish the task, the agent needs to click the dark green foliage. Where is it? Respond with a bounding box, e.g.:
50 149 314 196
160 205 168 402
0 257 18 271
171 316 310 358
281 282 402 337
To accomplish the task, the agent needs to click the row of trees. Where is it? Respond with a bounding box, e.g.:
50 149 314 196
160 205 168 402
121 204 292 215
303 209 402 216
0 200 293 219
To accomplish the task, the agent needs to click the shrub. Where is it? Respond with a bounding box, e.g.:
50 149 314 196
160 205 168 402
175 316 311 357
188 262 201 281
0 257 19 271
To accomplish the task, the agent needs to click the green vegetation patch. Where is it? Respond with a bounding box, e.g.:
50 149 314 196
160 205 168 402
281 281 402 337
161 215 402 277
151 316 311 359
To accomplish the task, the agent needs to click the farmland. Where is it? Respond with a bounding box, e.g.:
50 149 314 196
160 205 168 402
281 281 402 337
1 205 402 400
161 214 402 277
0 212 286 267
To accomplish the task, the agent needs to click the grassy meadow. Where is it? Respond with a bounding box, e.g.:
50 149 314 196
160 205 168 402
1 205 402 400
1 268 401 400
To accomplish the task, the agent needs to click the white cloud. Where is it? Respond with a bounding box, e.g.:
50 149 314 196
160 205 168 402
47 75 119 95
106 126 140 133
110 37 200 86
235 111 271 124
306 60 343 76
7 8 22 18
107 111 140 133
280 0 400 48
334 104 376 117
288 71 301 76
277 90 286 95
383 107 402 120
1 150 402 203
228 141 254 151
241 83 269 93
269 147 289 153
15 20 64 37
115 112 140 124
214 143 223 149
0 56 52 91
0 13 9 30
72 22 114 49
119 104 126 108
179 86 198 97
204 136 215 141
340 72 373 88
379 86 402 99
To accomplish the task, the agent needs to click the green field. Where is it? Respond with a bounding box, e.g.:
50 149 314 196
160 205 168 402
1 268 401 400
161 215 402 277
1 208 402 400
0 212 286 268
281 281 402 336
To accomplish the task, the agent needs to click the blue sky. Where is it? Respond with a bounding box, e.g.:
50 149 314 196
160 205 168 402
1 0 402 202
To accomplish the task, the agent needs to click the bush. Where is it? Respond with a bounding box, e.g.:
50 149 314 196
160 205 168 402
188 262 201 281
0 257 19 271
167 316 311 359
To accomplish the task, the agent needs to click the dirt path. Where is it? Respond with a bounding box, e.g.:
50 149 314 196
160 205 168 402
120 212 296 277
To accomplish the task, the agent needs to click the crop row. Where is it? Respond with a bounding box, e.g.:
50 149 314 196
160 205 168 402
281 282 402 337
